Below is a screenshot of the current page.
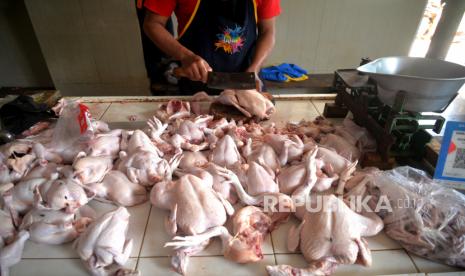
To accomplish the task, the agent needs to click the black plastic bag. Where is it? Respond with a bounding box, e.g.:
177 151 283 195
0 95 56 135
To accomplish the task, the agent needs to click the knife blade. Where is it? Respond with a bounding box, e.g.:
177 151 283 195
173 68 257 90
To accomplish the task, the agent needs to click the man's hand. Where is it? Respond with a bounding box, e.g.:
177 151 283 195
180 53 212 83
144 11 212 83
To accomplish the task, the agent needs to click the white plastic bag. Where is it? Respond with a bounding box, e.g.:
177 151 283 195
369 166 465 267
51 100 94 150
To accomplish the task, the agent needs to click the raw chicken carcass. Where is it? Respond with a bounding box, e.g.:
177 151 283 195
165 206 283 267
1 177 53 223
22 163 67 181
176 163 239 204
177 151 208 170
266 195 383 275
0 230 29 276
340 118 376 151
263 134 304 166
316 146 358 195
150 172 234 236
156 99 191 122
242 139 280 173
125 129 162 156
169 115 213 152
209 134 242 168
35 178 94 214
320 133 360 161
72 153 113 184
190 91 212 115
215 89 275 120
278 149 320 195
86 170 148 207
19 208 92 244
236 161 279 196
117 149 181 186
150 171 234 274
87 129 123 159
74 207 137 276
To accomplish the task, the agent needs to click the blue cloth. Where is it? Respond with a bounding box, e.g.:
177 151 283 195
260 63 308 82
259 69 288 82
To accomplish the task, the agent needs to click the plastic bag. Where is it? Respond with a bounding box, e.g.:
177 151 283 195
369 166 465 267
51 100 94 150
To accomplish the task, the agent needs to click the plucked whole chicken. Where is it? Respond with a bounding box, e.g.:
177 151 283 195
3 94 456 276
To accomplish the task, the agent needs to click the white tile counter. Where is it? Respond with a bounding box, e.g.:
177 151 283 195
10 95 465 276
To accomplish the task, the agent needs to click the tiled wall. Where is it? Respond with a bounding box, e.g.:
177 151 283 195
268 0 428 72
0 0 53 87
24 0 150 96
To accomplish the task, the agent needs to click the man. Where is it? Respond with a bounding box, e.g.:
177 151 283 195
142 0 280 93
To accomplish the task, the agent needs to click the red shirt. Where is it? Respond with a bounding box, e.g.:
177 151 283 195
144 0 281 35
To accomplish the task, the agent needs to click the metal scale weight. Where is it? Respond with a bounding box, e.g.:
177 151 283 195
324 57 465 168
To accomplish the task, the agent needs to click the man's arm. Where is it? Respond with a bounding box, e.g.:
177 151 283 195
246 18 276 74
143 10 211 82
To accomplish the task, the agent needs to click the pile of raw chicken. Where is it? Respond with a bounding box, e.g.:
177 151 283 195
0 90 385 276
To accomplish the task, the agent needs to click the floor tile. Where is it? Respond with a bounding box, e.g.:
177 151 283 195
271 215 301 253
87 200 151 258
140 207 181 257
366 231 403 251
82 102 111 120
100 102 162 123
22 241 77 259
274 250 417 276
138 255 275 276
410 255 463 273
271 100 319 124
141 206 273 257
10 258 137 276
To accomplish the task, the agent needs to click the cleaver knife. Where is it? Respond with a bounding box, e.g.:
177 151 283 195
173 68 257 90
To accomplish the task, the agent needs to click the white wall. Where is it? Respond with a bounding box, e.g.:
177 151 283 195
268 0 427 73
0 0 53 87
17 0 427 95
24 0 150 96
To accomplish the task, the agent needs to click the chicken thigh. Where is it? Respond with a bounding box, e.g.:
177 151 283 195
278 149 318 195
239 161 279 196
264 134 304 166
242 139 280 173
209 134 242 168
